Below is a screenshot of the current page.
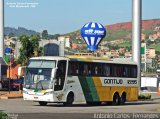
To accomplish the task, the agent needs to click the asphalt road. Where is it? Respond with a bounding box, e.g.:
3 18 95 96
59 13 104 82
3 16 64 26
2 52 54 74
0 93 160 119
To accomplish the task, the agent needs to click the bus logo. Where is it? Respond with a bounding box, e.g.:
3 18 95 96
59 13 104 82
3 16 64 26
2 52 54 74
104 79 123 84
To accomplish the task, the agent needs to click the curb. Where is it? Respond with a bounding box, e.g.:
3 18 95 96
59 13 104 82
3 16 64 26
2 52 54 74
0 96 23 99
0 96 9 99
138 99 153 101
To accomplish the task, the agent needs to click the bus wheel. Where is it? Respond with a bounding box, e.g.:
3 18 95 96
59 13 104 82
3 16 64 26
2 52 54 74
39 101 47 106
112 93 120 105
65 93 74 106
121 93 126 104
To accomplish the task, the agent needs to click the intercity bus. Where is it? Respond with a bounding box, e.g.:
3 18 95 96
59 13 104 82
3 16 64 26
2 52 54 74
22 56 138 106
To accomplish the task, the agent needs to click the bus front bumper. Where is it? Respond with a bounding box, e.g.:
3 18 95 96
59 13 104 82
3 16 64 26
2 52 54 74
23 90 54 102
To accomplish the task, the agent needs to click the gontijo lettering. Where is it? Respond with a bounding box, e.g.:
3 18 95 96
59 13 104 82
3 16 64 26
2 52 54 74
104 79 123 84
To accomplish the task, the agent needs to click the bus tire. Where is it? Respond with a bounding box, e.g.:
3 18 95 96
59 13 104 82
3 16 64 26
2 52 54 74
112 93 120 105
64 93 74 106
39 101 47 106
121 93 126 104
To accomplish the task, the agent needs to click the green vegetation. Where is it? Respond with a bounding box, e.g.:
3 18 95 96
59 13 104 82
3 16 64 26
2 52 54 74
17 34 43 65
118 41 131 47
138 93 151 100
42 30 48 39
149 43 160 52
8 32 15 38
105 29 131 41
65 19 160 52
0 112 11 119
41 30 60 40
142 29 155 38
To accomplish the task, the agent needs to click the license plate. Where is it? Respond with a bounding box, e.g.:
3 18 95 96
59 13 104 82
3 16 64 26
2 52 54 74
34 97 38 99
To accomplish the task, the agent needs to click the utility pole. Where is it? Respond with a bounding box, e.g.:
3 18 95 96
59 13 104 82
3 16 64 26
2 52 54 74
0 0 4 58
132 0 141 91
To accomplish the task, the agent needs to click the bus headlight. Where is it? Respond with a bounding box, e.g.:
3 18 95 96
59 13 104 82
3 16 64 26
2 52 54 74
44 91 53 95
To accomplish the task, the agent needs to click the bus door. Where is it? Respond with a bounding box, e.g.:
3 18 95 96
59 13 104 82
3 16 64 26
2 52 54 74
54 60 67 91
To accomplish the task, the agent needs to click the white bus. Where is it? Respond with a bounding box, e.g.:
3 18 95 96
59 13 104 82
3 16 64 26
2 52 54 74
23 56 138 106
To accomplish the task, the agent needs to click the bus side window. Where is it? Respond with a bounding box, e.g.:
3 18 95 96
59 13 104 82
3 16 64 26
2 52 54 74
95 66 98 75
88 63 92 75
123 65 131 77
76 66 79 75
131 66 137 78
102 64 110 77
68 61 79 76
79 62 84 75
83 63 88 75
110 64 114 77
116 65 123 77
92 63 101 76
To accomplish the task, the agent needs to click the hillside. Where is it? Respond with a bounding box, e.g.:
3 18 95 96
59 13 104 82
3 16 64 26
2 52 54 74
66 19 160 40
5 19 160 52
65 19 160 52
4 27 40 37
106 19 160 30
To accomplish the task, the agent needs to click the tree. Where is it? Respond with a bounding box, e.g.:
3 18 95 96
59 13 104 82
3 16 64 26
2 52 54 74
8 32 15 38
42 30 48 39
38 47 44 56
30 34 41 56
10 42 15 49
17 34 43 65
48 34 60 40
17 35 31 65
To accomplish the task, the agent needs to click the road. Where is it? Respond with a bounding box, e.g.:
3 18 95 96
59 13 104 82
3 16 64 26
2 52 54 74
0 94 160 119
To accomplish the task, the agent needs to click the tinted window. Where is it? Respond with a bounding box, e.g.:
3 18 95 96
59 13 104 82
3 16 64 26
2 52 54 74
68 61 137 78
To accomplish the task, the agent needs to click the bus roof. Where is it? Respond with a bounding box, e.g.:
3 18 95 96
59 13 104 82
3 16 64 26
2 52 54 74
29 56 137 65
29 56 69 61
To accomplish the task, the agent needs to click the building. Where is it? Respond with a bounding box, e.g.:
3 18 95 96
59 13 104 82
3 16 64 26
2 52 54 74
141 33 145 40
4 36 17 47
58 36 71 48
149 34 158 41
0 57 7 81
146 48 156 59
15 39 65 58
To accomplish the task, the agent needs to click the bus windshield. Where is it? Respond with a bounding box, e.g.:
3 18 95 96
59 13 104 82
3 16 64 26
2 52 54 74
25 68 52 90
24 60 56 90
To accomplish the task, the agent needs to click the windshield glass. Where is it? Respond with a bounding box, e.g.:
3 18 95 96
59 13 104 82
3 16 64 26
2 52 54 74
24 60 56 90
24 68 52 90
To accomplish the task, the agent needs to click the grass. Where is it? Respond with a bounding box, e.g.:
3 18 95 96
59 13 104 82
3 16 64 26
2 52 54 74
118 41 131 47
0 112 11 119
149 43 160 52
138 93 152 100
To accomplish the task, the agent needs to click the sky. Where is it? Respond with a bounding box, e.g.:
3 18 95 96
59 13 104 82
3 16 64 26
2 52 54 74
4 0 160 35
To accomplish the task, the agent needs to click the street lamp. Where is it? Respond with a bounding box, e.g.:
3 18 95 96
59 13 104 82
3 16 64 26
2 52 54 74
132 0 141 91
0 0 4 58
